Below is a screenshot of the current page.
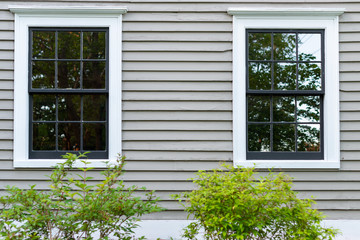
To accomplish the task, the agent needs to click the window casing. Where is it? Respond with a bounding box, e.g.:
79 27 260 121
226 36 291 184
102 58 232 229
229 8 343 169
11 6 127 168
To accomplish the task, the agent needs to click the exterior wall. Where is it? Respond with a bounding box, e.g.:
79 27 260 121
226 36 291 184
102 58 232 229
0 0 359 221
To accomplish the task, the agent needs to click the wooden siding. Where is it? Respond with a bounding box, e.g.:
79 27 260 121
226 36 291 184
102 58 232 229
0 0 358 220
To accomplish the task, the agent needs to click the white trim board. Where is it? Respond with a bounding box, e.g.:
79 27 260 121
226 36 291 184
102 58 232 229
11 8 125 168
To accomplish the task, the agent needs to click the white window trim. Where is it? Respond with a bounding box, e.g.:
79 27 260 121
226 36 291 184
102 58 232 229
10 6 127 168
229 8 344 169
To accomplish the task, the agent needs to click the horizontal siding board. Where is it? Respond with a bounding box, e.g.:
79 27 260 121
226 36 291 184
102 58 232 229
341 82 360 90
341 112 360 121
123 92 232 101
0 40 13 50
340 72 360 82
123 51 232 62
124 81 232 91
123 101 232 111
123 131 232 140
123 12 231 22
0 120 12 130
123 111 232 120
340 33 360 43
0 111 12 120
123 121 232 130
341 131 360 141
123 62 232 71
0 140 11 149
123 22 232 32
340 62 360 72
340 102 360 111
341 122 360 131
123 42 232 52
0 100 12 109
340 91 360 101
123 140 232 151
124 150 233 161
123 32 232 42
0 129 12 139
0 50 13 60
123 71 232 81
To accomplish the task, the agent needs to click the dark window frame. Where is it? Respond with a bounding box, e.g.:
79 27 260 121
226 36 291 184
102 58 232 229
246 29 324 160
29 27 109 159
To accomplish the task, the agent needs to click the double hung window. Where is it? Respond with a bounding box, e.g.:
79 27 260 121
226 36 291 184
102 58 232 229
30 28 108 159
11 6 126 167
229 8 343 168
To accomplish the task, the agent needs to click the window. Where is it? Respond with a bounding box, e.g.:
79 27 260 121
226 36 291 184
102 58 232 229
30 28 108 159
229 8 344 168
247 30 323 160
11 6 127 167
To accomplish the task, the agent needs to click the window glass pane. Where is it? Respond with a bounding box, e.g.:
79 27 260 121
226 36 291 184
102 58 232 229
273 124 295 151
83 61 106 89
274 63 296 90
298 63 321 90
297 96 320 122
32 31 55 59
298 34 321 61
273 96 295 122
33 94 56 121
33 123 56 150
58 123 80 151
248 124 270 152
58 95 81 121
248 33 271 60
273 33 296 61
32 61 55 89
83 32 106 59
248 62 271 90
297 124 320 151
83 94 106 121
58 31 81 59
248 95 270 122
58 61 81 89
83 123 106 150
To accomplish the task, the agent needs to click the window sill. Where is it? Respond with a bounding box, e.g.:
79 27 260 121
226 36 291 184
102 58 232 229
14 159 117 168
234 160 340 169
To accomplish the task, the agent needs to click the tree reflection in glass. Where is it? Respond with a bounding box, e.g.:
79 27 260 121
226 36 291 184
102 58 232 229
298 124 320 151
248 124 270 152
273 96 295 122
248 62 271 90
248 96 270 122
273 124 295 151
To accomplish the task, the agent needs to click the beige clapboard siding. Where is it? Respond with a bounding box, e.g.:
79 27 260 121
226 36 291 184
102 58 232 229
123 71 232 81
0 1 358 221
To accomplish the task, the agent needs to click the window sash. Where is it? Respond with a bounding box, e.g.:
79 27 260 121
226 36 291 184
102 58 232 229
28 28 109 159
245 29 324 160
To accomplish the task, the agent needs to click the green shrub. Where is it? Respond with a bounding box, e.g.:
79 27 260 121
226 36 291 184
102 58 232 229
0 153 163 240
175 165 339 240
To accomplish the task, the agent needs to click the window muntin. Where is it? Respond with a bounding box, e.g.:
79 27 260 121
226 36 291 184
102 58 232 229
29 28 109 159
246 30 324 160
